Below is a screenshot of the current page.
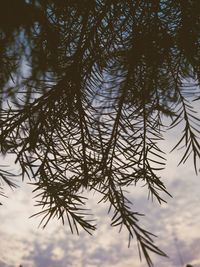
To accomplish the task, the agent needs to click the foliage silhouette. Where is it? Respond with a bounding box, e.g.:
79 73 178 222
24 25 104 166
0 1 200 266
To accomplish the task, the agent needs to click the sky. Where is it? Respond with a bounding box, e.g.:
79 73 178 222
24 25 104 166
0 126 200 267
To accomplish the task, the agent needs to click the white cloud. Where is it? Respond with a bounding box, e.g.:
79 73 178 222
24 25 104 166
1 128 200 267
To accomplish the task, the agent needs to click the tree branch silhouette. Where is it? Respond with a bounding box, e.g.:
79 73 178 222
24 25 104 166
0 1 200 266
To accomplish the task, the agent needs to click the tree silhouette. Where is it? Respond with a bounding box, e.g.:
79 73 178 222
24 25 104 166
0 1 200 266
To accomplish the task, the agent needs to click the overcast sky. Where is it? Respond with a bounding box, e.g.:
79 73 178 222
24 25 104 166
0 126 200 267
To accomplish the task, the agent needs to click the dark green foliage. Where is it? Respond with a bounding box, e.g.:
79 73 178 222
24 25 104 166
0 1 200 266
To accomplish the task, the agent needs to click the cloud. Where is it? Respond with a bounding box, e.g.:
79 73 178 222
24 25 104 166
1 134 200 267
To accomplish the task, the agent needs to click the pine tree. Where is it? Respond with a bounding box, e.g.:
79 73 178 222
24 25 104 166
0 1 200 266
